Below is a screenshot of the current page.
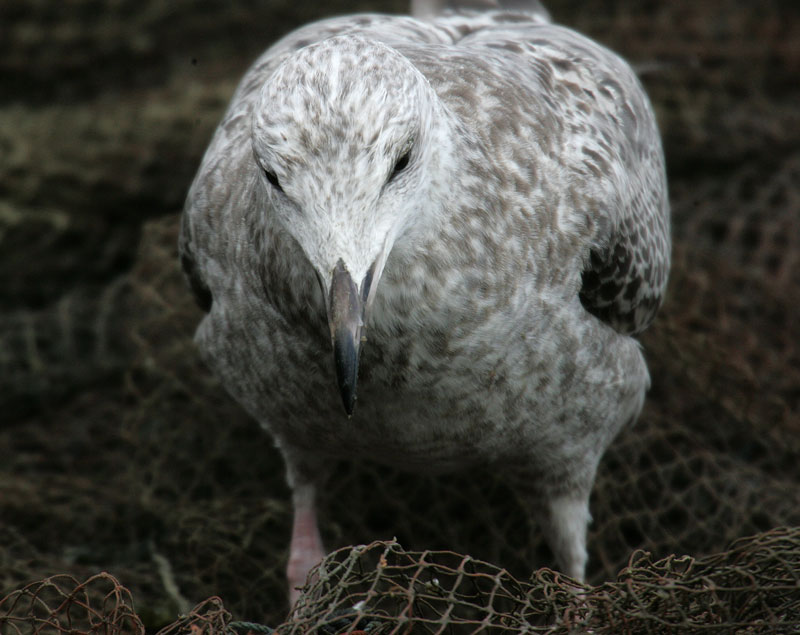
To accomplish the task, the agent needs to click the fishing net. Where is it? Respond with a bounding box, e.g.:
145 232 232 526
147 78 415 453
0 573 143 635
172 530 800 633
2 1 799 633
7 530 798 633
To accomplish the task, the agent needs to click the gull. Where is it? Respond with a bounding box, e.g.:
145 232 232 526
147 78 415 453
180 0 670 605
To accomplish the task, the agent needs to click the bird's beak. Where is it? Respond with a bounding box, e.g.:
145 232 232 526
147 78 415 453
328 259 363 416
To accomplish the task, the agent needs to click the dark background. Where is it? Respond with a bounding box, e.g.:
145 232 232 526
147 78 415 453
2 1 799 631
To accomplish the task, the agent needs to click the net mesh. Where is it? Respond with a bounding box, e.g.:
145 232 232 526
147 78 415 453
2 1 799 633
271 530 800 633
0 573 144 635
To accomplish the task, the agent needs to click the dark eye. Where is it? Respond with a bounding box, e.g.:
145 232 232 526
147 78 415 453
389 151 410 181
264 169 283 193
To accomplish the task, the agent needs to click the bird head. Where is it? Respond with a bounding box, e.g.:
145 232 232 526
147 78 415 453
251 35 448 415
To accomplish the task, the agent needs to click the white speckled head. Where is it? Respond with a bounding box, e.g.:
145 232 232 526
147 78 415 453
252 35 450 308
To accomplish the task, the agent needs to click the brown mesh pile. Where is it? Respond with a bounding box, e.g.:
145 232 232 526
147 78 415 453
287 530 800 633
150 530 800 633
2 1 799 634
0 573 144 635
3 532 799 633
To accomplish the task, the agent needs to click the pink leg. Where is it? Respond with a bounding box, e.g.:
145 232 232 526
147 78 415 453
287 483 325 606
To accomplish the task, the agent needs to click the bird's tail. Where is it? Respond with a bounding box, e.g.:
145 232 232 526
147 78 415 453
411 0 550 20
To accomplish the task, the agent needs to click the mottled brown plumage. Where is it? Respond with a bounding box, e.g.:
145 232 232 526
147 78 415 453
180 0 669 604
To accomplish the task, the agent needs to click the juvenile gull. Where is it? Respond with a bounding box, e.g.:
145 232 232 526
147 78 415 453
180 0 670 604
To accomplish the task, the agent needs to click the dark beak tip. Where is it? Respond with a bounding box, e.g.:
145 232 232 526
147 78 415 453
333 327 359 417
338 375 357 417
344 395 356 417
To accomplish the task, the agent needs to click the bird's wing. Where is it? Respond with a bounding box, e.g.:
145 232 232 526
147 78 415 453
505 28 670 336
414 18 670 335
